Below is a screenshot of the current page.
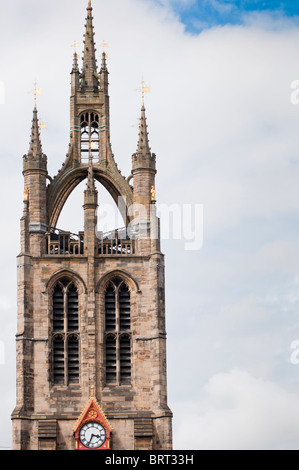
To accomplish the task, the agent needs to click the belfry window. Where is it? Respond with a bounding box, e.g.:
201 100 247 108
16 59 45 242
80 111 100 163
105 278 131 385
52 279 80 385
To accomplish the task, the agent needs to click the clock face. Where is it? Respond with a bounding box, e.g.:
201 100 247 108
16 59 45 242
79 421 107 449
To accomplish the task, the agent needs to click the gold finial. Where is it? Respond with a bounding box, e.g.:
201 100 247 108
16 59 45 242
72 40 79 55
151 185 156 202
90 386 95 398
136 79 151 106
102 40 109 60
33 81 42 108
38 112 47 131
142 80 151 99
24 186 29 202
29 81 42 109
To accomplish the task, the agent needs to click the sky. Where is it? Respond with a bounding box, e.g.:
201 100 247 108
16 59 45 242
1 0 299 450
158 0 299 32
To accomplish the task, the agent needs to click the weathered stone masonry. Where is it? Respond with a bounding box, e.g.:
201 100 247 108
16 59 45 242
12 0 172 451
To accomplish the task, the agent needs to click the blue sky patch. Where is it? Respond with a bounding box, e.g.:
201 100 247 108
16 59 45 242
155 1 299 32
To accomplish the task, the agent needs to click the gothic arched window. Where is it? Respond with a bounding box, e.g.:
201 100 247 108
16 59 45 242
52 278 80 385
105 278 131 385
80 111 99 163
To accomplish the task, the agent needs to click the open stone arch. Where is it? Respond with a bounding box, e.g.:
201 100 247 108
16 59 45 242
47 165 133 229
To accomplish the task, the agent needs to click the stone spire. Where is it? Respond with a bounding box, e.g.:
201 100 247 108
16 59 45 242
72 50 79 73
100 51 109 94
101 51 107 72
137 105 151 156
28 106 43 157
82 0 99 91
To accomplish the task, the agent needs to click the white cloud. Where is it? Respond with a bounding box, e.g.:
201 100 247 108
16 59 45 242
174 369 299 450
204 0 235 15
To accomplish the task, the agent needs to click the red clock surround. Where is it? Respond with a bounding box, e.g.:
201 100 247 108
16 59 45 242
73 394 112 450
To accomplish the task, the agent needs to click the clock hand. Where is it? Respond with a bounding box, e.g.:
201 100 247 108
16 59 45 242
89 433 101 444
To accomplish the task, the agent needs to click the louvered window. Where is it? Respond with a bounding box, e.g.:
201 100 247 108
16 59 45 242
105 278 131 385
53 335 64 384
119 285 131 331
52 279 80 385
105 285 116 331
68 286 79 331
105 335 117 384
119 334 131 384
53 286 64 332
68 335 80 384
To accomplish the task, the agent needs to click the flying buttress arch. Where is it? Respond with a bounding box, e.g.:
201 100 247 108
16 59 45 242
47 166 133 229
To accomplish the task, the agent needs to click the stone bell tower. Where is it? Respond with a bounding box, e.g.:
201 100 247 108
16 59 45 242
12 0 172 451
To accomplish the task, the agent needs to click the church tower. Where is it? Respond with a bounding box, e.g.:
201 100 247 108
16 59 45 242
12 1 173 451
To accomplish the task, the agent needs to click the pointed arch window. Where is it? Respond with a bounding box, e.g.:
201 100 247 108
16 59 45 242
80 111 100 163
52 278 80 385
104 278 131 385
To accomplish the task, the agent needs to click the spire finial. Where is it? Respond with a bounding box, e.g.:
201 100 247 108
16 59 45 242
72 40 79 53
135 79 151 155
135 79 150 108
72 40 79 60
31 81 42 110
100 41 108 69
101 51 107 71
102 40 108 54
28 105 43 156
141 80 150 107
72 50 79 72
82 0 99 90
137 103 151 156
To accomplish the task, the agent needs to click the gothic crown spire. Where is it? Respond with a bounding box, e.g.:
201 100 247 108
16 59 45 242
82 0 99 90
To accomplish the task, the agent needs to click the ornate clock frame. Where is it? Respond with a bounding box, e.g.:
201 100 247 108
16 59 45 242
73 390 112 450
